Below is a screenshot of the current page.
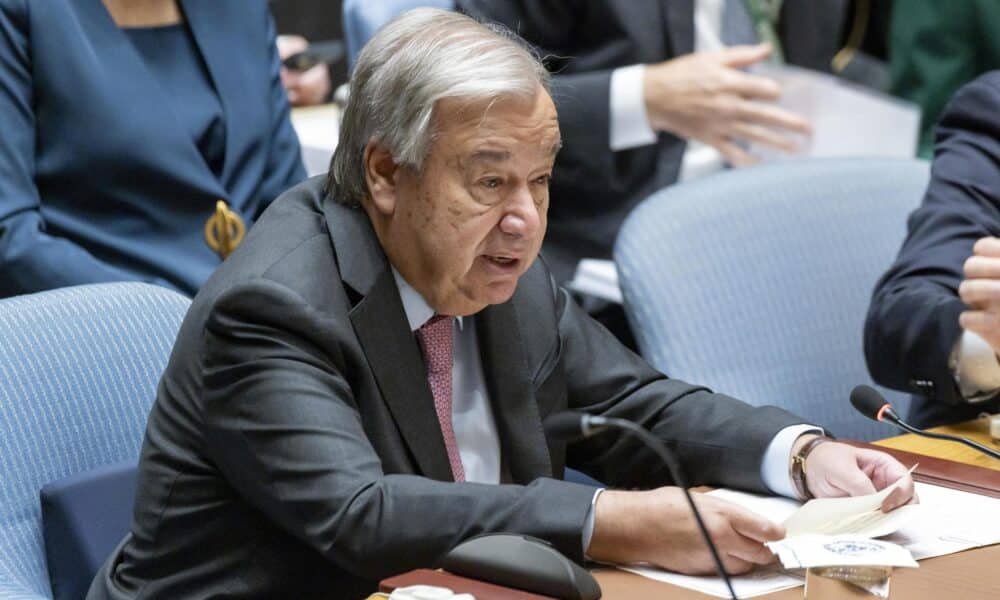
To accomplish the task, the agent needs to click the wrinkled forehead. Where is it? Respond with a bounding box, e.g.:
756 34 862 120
428 91 561 161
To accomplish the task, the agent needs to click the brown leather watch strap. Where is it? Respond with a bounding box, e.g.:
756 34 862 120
791 435 833 500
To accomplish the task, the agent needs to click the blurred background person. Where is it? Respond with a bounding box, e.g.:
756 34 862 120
270 0 348 107
277 34 336 106
459 0 846 344
866 71 1000 428
889 0 1000 157
0 0 306 298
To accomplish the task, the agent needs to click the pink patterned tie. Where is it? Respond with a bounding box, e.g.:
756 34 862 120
415 315 466 482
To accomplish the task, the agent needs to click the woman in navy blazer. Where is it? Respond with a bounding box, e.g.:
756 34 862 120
0 0 307 297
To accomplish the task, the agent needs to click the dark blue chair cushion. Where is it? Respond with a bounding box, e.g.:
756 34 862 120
40 461 137 600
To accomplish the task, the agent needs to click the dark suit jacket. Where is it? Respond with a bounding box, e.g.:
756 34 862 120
0 0 305 298
458 0 846 282
88 177 802 599
865 71 1000 428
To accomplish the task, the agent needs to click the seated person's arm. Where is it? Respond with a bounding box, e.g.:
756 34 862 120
866 73 1000 406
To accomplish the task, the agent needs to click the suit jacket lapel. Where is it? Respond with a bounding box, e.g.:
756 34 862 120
476 302 552 483
181 0 250 184
325 199 454 481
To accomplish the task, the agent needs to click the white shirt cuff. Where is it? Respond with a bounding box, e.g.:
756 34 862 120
582 488 604 555
609 64 657 151
954 330 1000 402
761 424 823 499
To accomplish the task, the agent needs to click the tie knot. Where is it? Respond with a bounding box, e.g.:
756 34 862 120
416 315 453 374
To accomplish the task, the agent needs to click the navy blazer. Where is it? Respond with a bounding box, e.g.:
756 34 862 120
865 71 1000 427
0 0 306 297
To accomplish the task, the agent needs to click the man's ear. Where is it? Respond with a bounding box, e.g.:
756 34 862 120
363 140 400 216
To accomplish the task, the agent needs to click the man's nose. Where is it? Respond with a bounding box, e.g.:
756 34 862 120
499 184 541 237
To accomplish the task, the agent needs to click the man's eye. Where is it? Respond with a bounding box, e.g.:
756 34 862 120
480 178 502 189
534 174 551 185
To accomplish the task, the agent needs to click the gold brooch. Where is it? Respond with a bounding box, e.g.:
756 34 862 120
204 200 246 260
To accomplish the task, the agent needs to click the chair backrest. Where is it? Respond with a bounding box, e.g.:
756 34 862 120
615 158 929 441
342 0 454 70
0 283 190 598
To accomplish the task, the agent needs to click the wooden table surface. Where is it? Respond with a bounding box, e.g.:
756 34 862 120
592 544 1000 599
873 414 1000 471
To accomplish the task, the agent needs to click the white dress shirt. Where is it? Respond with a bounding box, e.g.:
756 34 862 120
391 268 816 550
952 330 1000 401
609 0 730 181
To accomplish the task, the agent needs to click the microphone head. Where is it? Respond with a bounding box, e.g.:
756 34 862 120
542 411 588 441
850 385 892 422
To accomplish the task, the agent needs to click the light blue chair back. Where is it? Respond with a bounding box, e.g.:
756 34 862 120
0 283 190 599
615 158 929 441
343 0 454 70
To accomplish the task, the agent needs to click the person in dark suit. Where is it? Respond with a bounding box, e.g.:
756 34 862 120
866 71 1000 428
90 9 912 599
457 0 845 284
0 0 306 298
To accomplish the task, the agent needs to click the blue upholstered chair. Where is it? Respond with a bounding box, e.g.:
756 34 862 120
343 0 454 69
615 158 930 441
0 283 190 599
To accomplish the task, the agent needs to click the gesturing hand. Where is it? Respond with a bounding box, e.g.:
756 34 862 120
642 43 811 166
959 236 1000 353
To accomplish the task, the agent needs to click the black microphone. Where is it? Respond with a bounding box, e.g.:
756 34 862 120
850 384 1000 460
544 411 740 600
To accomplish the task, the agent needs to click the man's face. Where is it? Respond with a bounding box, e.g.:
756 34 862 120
366 89 560 316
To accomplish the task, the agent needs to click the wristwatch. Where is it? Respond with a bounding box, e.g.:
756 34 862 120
790 435 833 500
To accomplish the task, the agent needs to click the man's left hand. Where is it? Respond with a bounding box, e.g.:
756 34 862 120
798 437 916 511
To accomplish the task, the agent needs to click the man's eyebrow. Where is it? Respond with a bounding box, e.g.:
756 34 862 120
467 149 512 163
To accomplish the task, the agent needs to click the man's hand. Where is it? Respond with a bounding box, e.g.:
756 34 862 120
801 437 916 512
642 43 810 166
587 487 783 575
277 35 333 107
959 236 1000 352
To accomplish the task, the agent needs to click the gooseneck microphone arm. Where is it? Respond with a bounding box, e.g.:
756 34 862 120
544 412 739 600
850 385 1000 461
889 412 1000 460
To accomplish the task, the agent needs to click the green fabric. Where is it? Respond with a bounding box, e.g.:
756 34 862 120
889 0 1000 157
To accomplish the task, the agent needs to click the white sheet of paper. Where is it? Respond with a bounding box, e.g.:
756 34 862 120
617 481 1000 598
747 64 921 160
768 535 918 569
783 466 918 537
619 564 804 599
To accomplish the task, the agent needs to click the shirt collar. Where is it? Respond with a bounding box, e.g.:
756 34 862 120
391 267 464 331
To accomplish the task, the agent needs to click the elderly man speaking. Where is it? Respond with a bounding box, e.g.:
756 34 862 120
89 9 913 599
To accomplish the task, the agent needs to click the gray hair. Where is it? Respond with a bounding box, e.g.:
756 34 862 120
329 8 550 205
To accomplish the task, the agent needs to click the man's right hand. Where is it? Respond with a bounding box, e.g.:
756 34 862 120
642 43 811 167
586 487 783 574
